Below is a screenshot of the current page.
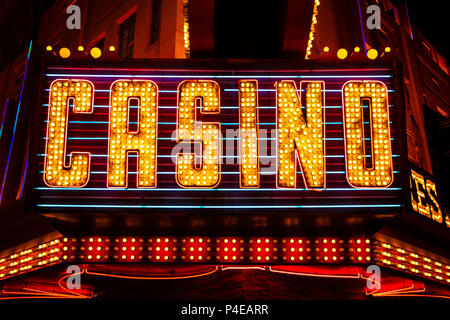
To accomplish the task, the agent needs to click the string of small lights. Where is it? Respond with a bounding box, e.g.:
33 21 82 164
0 239 62 281
373 240 450 285
305 0 320 59
61 236 371 264
2 236 449 288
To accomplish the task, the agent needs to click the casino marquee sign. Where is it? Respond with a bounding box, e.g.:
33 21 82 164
29 62 409 215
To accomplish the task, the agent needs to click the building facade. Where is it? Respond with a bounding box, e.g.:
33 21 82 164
0 0 449 300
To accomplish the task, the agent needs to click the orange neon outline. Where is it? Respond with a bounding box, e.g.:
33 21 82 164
372 286 425 297
275 80 326 190
360 272 382 295
85 265 219 280
43 79 94 188
238 80 260 189
0 294 84 300
410 169 431 217
342 80 394 189
0 284 90 300
175 80 222 189
269 266 362 279
362 275 425 297
220 265 266 271
426 179 443 223
372 293 450 299
106 79 159 189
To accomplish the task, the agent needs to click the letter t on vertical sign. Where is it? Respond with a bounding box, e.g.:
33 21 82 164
107 80 158 188
276 81 325 189
239 80 260 188
44 80 94 187
176 80 221 188
342 81 393 188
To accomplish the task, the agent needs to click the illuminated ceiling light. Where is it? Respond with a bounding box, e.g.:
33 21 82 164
77 46 84 52
90 47 102 59
323 46 329 53
46 45 53 52
109 45 116 52
337 48 348 60
354 47 360 53
384 47 391 53
59 47 71 59
367 48 378 60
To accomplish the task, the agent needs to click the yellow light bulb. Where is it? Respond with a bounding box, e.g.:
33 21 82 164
367 48 378 60
59 47 71 59
337 48 348 59
90 47 102 59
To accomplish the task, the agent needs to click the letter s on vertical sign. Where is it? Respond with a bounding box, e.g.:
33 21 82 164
426 180 442 223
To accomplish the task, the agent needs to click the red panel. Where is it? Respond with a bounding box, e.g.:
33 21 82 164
188 0 215 55
249 237 278 263
216 237 245 263
113 237 144 262
148 237 178 262
282 0 315 55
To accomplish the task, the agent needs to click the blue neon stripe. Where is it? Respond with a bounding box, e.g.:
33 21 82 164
44 88 397 94
35 187 402 191
36 154 401 158
223 89 395 93
0 41 32 204
39 170 400 175
42 104 394 109
45 74 393 79
0 98 9 139
46 121 389 125
19 149 29 198
42 136 396 142
37 204 402 209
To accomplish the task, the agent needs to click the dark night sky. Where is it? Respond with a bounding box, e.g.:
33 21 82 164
406 0 450 61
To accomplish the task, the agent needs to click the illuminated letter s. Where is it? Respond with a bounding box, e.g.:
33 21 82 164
176 80 221 188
